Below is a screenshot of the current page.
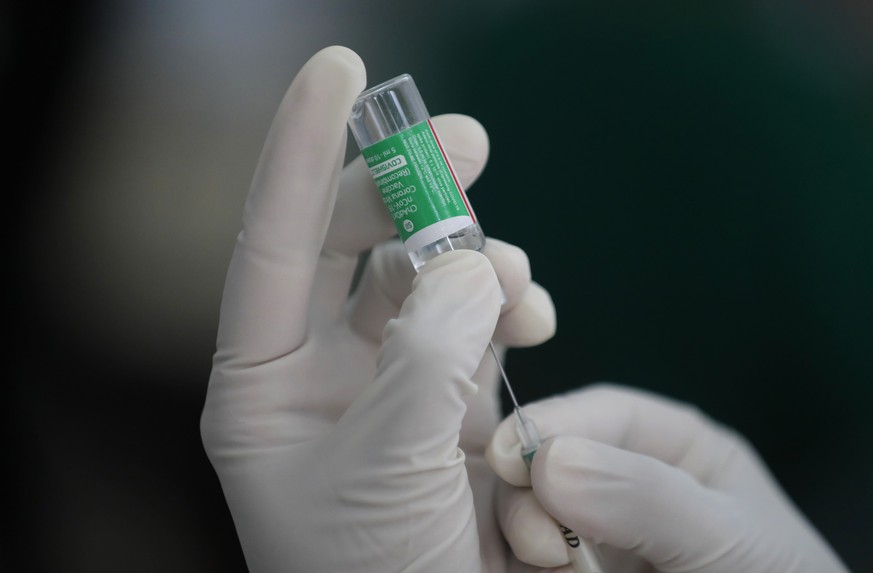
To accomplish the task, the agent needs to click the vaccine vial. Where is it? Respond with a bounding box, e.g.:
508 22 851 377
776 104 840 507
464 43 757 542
348 74 485 271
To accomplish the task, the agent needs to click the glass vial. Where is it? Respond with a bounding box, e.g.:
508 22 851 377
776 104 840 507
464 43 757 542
348 74 485 271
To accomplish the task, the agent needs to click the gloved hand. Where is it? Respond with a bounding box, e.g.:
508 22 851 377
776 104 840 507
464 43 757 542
486 384 849 573
200 45 556 573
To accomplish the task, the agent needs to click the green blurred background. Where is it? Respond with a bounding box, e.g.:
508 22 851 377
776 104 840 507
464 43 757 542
11 1 871 571
449 3 873 569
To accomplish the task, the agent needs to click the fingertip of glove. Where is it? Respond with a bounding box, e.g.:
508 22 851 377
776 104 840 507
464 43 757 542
431 114 490 155
482 240 530 305
391 250 500 361
524 282 557 338
419 251 501 311
494 281 556 347
485 419 532 487
303 45 367 94
502 490 571 568
418 250 496 285
318 45 364 66
429 115 490 184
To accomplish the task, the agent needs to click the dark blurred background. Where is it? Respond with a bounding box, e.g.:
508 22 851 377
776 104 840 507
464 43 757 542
10 1 872 571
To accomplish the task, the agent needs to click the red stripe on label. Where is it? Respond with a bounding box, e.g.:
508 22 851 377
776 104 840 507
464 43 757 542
427 118 476 223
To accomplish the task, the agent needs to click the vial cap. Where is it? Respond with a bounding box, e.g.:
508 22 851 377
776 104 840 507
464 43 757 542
349 74 430 147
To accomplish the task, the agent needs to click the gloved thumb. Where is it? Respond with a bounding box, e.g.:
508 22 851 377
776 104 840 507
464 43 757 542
333 249 501 460
528 435 772 572
320 250 501 569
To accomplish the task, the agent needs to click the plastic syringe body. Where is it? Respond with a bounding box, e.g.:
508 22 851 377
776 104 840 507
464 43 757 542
514 408 607 573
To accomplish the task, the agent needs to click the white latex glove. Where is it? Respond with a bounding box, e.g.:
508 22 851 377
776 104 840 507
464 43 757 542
200 45 556 573
486 384 849 573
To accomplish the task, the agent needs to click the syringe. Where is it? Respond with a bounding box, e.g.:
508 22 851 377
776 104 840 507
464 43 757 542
489 343 607 573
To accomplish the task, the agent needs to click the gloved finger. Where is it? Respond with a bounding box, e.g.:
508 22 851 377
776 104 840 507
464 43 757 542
497 482 645 573
496 480 572 569
323 114 490 257
348 238 555 348
347 238 554 462
335 250 502 449
324 250 502 567
213 46 365 366
528 435 753 572
479 240 556 349
486 383 741 489
344 239 414 343
493 281 555 347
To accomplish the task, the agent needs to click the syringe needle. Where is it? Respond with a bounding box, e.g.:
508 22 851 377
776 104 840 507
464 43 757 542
489 340 520 409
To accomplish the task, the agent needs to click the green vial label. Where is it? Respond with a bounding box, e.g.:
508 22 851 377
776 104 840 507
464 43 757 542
362 119 475 246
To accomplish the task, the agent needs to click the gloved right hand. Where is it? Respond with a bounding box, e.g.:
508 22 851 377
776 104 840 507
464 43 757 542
486 384 849 573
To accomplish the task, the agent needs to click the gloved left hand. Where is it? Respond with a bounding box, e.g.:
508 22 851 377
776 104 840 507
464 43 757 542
200 46 556 573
